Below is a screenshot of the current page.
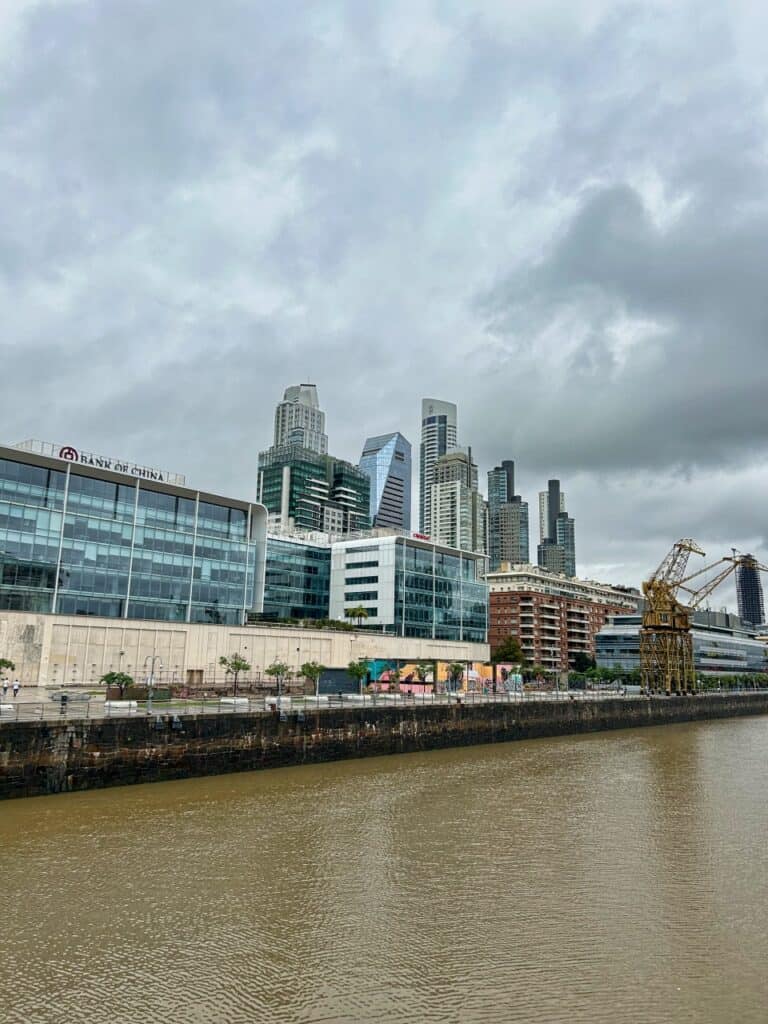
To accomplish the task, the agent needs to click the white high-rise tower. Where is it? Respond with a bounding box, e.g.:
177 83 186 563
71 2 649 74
419 398 457 536
273 384 328 454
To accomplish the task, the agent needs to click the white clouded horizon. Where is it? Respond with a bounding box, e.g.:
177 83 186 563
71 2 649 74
2 0 768 600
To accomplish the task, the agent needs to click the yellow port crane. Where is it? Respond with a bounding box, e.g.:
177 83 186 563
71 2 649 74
640 541 768 694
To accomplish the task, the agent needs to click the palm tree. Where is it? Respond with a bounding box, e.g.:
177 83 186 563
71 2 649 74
345 606 369 628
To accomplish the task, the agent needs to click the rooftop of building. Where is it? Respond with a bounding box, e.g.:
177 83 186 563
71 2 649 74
601 609 766 640
487 562 641 601
4 440 263 513
266 522 488 560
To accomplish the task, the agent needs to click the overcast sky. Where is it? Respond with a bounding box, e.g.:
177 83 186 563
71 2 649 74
2 0 767 603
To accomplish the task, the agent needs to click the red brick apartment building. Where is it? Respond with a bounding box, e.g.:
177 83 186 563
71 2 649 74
488 564 640 671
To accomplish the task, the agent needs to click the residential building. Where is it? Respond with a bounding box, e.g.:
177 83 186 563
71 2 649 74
419 398 457 537
555 513 576 578
537 479 575 578
273 383 328 454
735 555 765 626
488 461 529 569
487 563 639 671
359 432 412 530
257 444 370 535
537 539 565 575
596 611 768 677
431 448 485 554
538 484 566 542
496 500 529 568
0 441 267 625
329 534 488 643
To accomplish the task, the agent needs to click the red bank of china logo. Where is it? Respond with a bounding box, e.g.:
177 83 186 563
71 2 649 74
58 446 79 462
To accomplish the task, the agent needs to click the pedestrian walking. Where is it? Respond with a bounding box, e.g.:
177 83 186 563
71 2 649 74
1 679 7 698
12 679 20 699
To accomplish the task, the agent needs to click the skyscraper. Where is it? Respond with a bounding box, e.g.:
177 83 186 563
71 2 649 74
736 555 765 626
537 479 576 577
419 398 457 536
488 461 529 569
431 448 485 554
538 482 566 543
488 461 515 515
359 432 412 530
258 446 370 534
495 500 529 568
259 383 368 535
555 512 576 578
273 384 328 454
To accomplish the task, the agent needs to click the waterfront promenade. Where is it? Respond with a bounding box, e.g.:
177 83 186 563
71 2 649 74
0 687 639 724
2 689 768 801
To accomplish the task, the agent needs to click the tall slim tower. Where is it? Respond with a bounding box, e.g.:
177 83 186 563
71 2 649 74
431 448 485 553
419 398 457 536
538 479 576 577
488 461 529 569
273 384 328 454
538 485 566 542
736 555 765 626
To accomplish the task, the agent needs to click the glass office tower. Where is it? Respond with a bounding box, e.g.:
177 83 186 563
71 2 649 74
258 444 370 534
0 445 266 624
359 432 412 530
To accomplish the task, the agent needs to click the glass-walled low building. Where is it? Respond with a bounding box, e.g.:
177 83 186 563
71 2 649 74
260 534 331 620
0 443 267 624
329 534 488 643
596 612 768 677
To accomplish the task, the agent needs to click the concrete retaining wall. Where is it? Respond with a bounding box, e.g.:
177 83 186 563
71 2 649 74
2 693 768 800
0 610 489 686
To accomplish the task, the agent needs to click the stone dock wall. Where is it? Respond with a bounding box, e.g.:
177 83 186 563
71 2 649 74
2 692 768 800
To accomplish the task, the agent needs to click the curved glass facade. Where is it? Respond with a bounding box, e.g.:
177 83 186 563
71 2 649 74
596 614 768 676
0 450 265 624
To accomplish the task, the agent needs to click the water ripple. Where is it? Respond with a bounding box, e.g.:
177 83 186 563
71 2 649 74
1 719 768 1023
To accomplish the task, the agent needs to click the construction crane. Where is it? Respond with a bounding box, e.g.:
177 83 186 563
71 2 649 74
640 541 768 694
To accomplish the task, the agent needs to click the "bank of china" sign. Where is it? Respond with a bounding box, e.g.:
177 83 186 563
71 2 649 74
56 444 184 485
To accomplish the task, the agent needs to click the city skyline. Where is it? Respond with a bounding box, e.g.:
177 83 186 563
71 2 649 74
12 379 756 606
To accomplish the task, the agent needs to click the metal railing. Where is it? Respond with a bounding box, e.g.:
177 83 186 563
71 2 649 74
1 687 764 725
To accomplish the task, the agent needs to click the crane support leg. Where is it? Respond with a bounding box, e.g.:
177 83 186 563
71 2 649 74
640 630 695 694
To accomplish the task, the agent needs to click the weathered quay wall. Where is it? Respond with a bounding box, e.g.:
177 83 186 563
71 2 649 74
2 693 768 800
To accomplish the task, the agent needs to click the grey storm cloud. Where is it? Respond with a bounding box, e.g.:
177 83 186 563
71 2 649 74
2 0 768 593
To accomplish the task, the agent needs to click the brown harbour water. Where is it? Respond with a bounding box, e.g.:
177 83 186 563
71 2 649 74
1 717 767 1024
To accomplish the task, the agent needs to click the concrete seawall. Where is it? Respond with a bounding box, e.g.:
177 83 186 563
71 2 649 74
2 693 768 800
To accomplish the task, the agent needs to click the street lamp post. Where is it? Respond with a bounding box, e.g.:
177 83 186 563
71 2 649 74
144 654 163 714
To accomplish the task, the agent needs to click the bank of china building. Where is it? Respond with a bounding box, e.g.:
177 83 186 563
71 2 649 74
0 441 267 625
